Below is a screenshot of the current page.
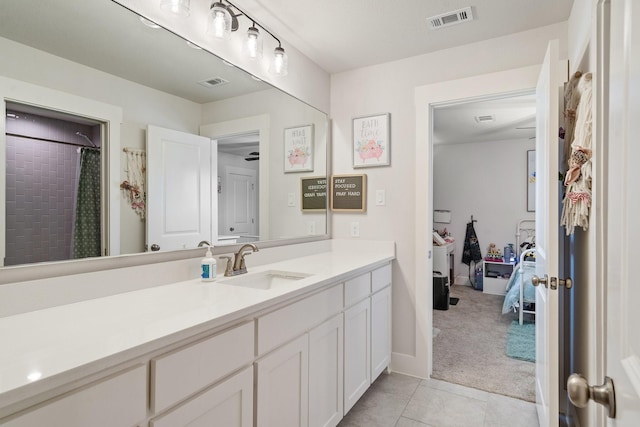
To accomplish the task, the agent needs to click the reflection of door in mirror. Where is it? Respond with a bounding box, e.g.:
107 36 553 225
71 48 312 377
218 133 260 244
146 125 214 252
3 102 105 266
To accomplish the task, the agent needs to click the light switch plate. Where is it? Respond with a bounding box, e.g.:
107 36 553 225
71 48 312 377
376 189 386 206
288 193 295 207
350 221 360 237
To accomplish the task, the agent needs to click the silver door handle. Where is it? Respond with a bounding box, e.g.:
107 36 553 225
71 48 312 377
532 274 548 287
567 374 616 418
532 275 573 290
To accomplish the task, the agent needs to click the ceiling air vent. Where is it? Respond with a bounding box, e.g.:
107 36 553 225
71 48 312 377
427 6 474 30
198 77 229 88
475 114 495 123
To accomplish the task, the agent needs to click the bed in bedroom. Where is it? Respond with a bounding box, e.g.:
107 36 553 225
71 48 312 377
502 219 536 325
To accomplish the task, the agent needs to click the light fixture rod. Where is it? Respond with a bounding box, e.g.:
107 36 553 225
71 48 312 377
222 0 281 47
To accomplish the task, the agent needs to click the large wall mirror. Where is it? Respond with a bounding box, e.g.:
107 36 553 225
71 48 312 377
0 0 328 273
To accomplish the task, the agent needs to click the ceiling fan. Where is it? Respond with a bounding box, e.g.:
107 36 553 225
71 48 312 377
245 151 259 161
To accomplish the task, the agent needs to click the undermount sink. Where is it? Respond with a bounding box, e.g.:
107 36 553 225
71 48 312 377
218 270 313 290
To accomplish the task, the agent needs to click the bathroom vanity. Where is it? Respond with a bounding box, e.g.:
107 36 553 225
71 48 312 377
0 240 394 427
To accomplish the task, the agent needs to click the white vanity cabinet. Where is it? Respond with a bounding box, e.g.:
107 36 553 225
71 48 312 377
309 313 344 427
343 264 392 414
343 297 371 413
2 365 147 427
150 366 253 427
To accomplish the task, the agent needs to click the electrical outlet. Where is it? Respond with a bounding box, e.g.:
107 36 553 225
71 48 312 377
308 221 316 235
376 189 386 206
288 192 295 207
350 221 360 237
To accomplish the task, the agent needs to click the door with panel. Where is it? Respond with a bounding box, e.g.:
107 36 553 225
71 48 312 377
343 298 370 414
255 334 309 427
309 314 344 427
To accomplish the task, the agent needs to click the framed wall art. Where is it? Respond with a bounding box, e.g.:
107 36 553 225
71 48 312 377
284 124 314 173
352 113 390 168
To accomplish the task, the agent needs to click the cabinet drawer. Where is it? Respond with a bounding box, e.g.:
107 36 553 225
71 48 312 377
150 366 253 427
151 321 254 413
371 263 392 293
4 365 146 427
344 273 371 306
257 284 343 355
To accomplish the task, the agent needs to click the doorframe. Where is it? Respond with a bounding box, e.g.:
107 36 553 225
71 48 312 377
407 65 542 378
0 76 122 263
200 115 270 241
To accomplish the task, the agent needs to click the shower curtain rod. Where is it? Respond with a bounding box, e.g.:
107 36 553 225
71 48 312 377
5 132 100 149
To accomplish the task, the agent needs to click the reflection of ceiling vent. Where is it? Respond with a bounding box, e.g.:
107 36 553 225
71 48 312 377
198 77 229 88
427 7 474 30
475 114 495 123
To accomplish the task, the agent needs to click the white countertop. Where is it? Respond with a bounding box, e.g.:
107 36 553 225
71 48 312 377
0 241 394 410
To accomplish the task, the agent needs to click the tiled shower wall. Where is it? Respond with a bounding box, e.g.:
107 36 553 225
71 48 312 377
5 111 98 266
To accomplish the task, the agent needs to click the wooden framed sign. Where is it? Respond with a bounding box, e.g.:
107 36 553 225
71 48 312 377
331 174 367 212
301 176 327 211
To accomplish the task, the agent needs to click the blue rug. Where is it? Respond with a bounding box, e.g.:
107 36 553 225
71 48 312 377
506 321 535 362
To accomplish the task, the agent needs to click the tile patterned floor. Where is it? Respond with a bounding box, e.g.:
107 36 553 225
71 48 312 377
338 372 539 427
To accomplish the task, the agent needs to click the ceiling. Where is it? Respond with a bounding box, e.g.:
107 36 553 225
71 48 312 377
240 0 572 143
241 0 574 74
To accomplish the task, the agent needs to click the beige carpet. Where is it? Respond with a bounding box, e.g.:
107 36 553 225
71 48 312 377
432 284 536 402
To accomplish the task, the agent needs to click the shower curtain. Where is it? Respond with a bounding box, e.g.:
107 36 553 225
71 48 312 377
73 147 101 258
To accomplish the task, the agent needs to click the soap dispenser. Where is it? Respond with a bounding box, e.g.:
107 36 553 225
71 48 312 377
201 246 217 282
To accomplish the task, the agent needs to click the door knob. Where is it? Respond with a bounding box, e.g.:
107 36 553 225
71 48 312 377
532 274 548 287
532 275 573 290
230 227 235 232
150 244 160 251
567 374 616 418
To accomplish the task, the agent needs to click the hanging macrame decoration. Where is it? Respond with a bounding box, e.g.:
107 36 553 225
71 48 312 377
120 148 146 219
561 72 592 235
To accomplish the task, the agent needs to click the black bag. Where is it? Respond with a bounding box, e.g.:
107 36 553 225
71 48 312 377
462 221 482 265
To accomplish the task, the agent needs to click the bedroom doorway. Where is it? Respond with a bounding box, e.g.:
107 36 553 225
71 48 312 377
430 92 537 402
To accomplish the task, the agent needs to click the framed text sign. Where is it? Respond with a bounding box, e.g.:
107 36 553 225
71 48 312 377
284 124 314 173
331 174 367 212
352 113 390 168
301 176 327 211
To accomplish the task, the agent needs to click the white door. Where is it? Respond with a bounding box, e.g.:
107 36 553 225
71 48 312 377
223 166 257 238
147 125 211 252
534 39 562 427
604 0 640 424
255 334 309 427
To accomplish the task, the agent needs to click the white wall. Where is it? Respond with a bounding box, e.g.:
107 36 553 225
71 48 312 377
330 23 568 376
433 139 535 280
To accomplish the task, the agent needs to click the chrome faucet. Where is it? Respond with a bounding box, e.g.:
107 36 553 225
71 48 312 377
221 243 259 276
197 240 211 247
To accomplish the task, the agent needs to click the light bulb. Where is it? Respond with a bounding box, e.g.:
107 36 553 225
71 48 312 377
160 0 190 17
208 4 232 40
270 46 288 76
243 26 263 60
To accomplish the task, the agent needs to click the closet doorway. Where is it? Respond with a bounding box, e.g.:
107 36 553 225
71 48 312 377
431 92 537 402
4 102 105 266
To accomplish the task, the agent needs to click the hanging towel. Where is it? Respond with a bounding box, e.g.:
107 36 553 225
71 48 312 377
462 221 482 265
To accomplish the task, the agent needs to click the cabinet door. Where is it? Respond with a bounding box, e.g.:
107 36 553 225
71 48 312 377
256 334 309 427
343 298 370 414
150 366 253 427
371 286 391 381
3 365 146 427
309 314 344 427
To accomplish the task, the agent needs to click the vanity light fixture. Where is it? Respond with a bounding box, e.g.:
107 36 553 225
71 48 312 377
208 2 237 39
160 0 191 17
243 24 263 60
270 45 288 76
204 0 289 76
